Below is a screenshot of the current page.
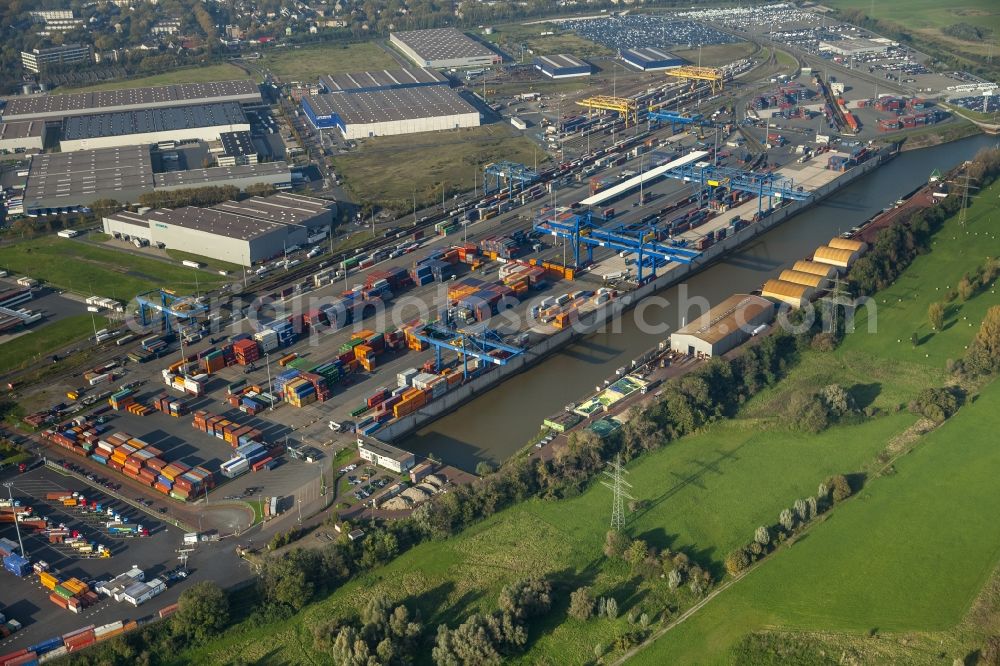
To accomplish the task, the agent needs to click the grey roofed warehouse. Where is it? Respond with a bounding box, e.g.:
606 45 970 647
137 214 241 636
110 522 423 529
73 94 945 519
389 28 501 68
21 144 291 215
319 67 449 94
100 192 333 266
60 103 250 151
1 80 261 122
301 86 480 139
533 54 592 78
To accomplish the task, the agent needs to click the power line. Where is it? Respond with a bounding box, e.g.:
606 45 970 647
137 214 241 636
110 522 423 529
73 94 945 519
600 453 634 532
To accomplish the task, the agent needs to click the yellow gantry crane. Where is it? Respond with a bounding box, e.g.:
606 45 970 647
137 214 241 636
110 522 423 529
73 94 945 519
670 66 725 94
575 96 639 127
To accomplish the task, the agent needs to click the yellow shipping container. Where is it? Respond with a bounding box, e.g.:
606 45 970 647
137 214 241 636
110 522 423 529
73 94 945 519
39 571 59 590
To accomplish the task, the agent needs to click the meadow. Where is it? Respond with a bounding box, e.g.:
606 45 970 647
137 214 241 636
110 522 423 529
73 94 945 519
332 125 547 210
633 378 1000 665
0 237 228 300
59 63 251 93
0 315 109 374
259 42 397 82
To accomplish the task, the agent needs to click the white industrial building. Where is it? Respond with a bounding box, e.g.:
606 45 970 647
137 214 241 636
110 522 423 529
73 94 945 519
101 193 333 266
390 28 501 69
818 37 892 57
0 121 46 152
670 294 774 358
359 439 416 473
60 102 250 151
302 86 480 139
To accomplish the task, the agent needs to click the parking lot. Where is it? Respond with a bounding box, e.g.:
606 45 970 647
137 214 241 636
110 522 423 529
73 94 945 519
556 14 738 50
0 464 215 650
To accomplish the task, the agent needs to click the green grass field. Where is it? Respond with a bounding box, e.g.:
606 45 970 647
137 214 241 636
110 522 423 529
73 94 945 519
260 42 397 82
176 407 915 665
840 182 1000 370
164 249 243 274
633 377 1000 665
825 0 1000 57
332 124 548 210
59 63 251 93
0 237 227 300
0 314 109 373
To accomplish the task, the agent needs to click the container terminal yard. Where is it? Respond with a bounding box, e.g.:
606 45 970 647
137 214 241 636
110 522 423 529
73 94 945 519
0 5 989 653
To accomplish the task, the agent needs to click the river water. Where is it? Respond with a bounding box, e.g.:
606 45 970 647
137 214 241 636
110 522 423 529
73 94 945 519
402 134 1000 471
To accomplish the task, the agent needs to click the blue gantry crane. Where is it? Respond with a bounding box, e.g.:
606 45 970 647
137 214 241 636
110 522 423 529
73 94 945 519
135 289 207 332
663 163 811 215
483 161 539 196
647 109 706 133
407 321 524 378
534 209 701 282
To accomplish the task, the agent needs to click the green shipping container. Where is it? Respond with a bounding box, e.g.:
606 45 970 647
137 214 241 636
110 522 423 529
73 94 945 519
55 585 75 600
350 405 369 417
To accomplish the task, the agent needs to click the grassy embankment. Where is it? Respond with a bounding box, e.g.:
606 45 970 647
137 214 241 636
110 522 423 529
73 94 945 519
0 314 109 374
0 237 228 300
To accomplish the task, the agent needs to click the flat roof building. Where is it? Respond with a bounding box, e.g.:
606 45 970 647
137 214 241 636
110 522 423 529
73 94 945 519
21 43 93 73
60 102 250 151
762 279 814 309
101 193 330 267
620 47 684 72
390 28 501 69
0 120 46 152
359 438 416 473
819 38 891 57
319 67 449 94
22 144 290 216
215 130 259 166
534 54 592 79
152 161 290 192
2 80 261 122
301 86 480 139
670 294 774 358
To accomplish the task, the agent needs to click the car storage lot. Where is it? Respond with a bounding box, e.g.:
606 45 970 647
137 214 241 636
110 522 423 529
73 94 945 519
0 465 252 651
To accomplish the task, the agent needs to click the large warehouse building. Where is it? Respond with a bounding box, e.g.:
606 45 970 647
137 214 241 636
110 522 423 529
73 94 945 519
301 86 480 139
534 54 592 79
620 47 684 71
0 120 46 152
101 193 333 266
21 144 290 216
60 102 250 151
669 294 774 358
390 28 501 69
319 67 448 94
1 80 261 123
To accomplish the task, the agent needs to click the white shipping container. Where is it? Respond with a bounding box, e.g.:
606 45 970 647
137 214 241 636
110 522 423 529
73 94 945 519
88 373 111 386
